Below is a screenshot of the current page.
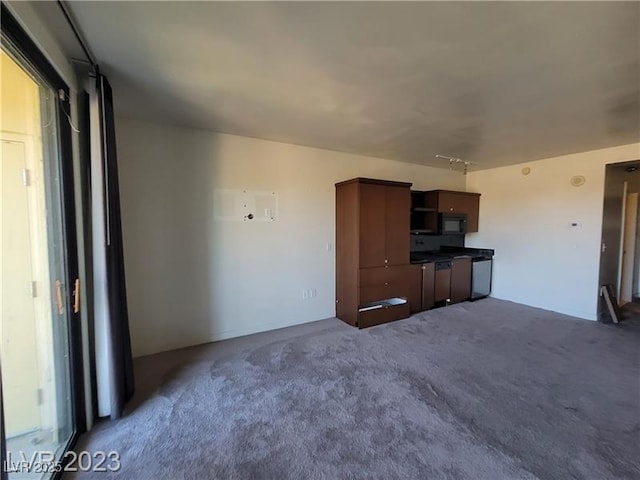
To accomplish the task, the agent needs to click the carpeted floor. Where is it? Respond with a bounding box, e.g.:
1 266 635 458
73 298 640 479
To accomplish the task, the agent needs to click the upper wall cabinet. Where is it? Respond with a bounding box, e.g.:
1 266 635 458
357 183 386 268
358 181 411 267
424 190 481 232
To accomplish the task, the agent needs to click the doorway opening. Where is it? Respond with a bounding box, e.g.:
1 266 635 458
598 160 640 322
1 27 81 479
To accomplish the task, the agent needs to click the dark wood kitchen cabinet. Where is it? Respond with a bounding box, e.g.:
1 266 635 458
360 265 411 305
424 190 481 233
408 264 423 313
359 183 387 268
450 257 472 304
434 266 451 302
385 186 411 265
409 262 436 313
336 178 412 328
421 262 435 310
359 182 410 267
432 257 472 305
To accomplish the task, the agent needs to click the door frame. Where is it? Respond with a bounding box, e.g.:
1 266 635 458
1 131 59 436
620 191 638 304
598 160 640 321
616 181 629 300
1 1 86 469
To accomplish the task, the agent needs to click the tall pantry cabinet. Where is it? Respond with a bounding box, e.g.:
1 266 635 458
335 178 412 328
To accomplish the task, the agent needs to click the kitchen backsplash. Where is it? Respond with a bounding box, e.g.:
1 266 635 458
410 234 464 252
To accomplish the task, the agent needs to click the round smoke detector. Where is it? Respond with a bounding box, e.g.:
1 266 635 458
570 175 586 187
521 167 531 176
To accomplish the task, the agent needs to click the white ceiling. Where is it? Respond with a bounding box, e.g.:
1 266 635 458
64 1 639 170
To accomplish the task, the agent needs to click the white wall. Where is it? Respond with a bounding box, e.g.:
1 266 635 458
466 143 640 320
116 117 464 356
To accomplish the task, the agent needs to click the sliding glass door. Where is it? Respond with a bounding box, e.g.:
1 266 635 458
1 8 84 479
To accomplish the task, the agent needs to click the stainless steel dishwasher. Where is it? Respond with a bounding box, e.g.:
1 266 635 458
471 257 492 299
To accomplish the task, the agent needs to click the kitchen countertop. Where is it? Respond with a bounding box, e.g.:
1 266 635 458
410 247 493 264
410 251 469 264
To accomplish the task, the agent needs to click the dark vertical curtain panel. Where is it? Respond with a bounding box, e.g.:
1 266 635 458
97 74 134 418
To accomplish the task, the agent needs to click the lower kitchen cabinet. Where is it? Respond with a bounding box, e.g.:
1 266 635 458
421 262 435 310
409 262 436 314
409 262 436 313
358 300 411 328
357 264 411 327
409 257 471 313
434 265 451 303
451 257 472 303
360 265 410 305
408 252 482 314
409 264 424 314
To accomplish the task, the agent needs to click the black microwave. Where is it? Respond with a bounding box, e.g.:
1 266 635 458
439 213 467 235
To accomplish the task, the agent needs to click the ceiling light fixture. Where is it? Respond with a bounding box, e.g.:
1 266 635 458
435 154 478 175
